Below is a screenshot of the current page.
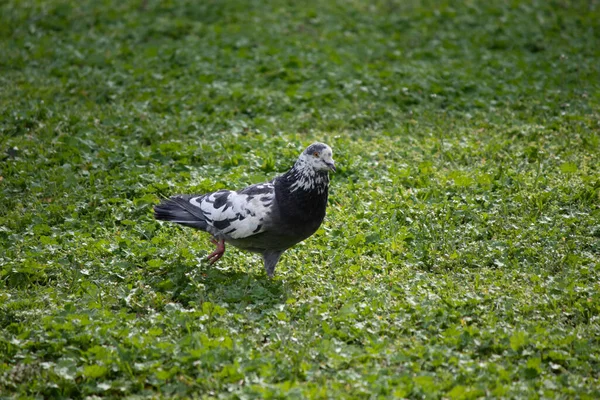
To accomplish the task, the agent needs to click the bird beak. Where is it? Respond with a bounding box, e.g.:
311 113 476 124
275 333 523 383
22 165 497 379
326 161 336 172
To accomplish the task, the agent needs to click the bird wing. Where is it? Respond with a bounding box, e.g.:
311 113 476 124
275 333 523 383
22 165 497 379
189 182 275 239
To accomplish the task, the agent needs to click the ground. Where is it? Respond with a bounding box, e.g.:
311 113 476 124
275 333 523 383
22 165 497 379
1 0 599 398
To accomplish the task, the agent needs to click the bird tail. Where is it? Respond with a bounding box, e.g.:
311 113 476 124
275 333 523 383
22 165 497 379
154 195 208 230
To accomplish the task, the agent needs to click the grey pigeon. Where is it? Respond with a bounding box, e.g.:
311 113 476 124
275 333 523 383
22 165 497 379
154 143 335 277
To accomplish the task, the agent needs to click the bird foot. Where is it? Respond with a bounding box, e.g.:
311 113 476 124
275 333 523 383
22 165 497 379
207 238 226 264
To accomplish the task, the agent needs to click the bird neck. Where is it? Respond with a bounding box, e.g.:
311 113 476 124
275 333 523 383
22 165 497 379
278 159 329 195
275 164 329 224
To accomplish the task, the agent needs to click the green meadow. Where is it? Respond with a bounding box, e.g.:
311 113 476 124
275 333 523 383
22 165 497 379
1 0 599 398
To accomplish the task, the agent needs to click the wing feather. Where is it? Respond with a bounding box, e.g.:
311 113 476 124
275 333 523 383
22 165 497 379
190 183 275 239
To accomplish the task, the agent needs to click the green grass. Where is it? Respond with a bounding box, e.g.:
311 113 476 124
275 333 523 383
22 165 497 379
1 0 599 398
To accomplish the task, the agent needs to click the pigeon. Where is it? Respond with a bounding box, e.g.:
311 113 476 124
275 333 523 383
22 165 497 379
154 142 336 277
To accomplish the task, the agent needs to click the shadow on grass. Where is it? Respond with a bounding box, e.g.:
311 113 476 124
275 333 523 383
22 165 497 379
149 261 288 308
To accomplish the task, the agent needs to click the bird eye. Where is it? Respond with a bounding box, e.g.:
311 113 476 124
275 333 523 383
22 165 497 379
313 152 319 157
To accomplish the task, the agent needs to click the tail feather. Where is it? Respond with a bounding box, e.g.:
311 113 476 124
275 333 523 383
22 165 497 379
154 195 208 231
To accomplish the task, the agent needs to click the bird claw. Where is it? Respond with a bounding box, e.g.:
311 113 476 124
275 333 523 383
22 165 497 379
207 238 225 264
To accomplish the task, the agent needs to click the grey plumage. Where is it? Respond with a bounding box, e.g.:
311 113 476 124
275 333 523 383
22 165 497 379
154 143 336 277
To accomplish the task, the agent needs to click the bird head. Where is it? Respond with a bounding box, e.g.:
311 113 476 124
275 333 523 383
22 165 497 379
301 143 336 173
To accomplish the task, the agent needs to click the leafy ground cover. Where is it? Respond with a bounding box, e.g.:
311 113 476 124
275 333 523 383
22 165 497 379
1 0 599 398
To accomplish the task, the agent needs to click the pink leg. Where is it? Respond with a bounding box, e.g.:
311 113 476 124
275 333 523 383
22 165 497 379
207 238 226 264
